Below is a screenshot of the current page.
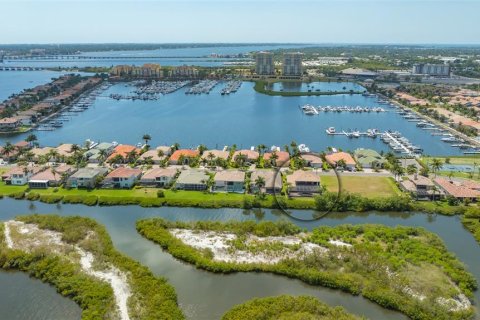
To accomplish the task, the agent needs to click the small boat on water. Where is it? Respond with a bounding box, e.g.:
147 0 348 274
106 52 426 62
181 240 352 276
326 127 336 134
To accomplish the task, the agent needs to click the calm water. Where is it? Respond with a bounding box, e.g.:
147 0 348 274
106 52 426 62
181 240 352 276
1 44 312 68
269 81 365 92
1 199 480 319
0 81 463 155
0 271 81 320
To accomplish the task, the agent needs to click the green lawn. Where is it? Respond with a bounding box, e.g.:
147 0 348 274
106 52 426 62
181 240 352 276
438 171 480 181
421 156 480 165
321 175 401 198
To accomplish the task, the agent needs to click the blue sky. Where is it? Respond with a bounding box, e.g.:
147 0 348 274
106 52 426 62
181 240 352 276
1 0 479 44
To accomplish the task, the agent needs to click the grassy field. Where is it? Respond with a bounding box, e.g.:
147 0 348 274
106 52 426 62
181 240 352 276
421 156 480 165
321 175 401 198
438 171 480 181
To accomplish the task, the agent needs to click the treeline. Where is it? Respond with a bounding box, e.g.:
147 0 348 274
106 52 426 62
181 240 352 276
0 215 184 320
221 295 362 320
136 218 476 320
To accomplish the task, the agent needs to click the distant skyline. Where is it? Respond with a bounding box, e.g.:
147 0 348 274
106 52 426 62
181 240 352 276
1 1 479 45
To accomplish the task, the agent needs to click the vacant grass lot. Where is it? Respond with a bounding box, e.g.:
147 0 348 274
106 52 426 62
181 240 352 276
321 175 401 198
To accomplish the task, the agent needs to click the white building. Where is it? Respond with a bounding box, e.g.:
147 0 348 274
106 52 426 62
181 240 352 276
412 64 450 77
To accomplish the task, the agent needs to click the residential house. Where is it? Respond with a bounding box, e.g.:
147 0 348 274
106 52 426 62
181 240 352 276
175 169 209 190
354 148 386 169
434 178 480 201
213 170 245 193
287 170 321 196
263 151 290 167
169 149 200 165
138 149 166 164
140 168 177 187
301 154 323 168
2 166 43 185
28 165 75 188
400 175 441 200
0 117 21 131
201 150 230 163
232 150 259 165
56 144 75 158
103 167 143 189
85 142 114 163
31 147 54 162
66 167 108 189
106 145 141 163
250 170 282 194
325 152 356 171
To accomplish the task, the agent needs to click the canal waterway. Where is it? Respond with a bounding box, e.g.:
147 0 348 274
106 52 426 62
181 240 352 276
1 199 479 319
0 80 465 156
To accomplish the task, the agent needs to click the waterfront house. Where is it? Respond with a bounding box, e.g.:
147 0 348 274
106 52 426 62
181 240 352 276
250 170 282 194
138 149 167 164
201 150 230 163
169 149 200 165
66 167 108 189
301 154 323 168
175 169 209 191
106 145 141 163
434 178 480 201
0 146 19 163
103 167 143 189
15 141 31 151
232 150 259 165
263 151 290 167
325 152 356 171
2 166 43 185
286 170 321 196
0 117 21 131
400 175 441 200
85 142 114 163
353 148 386 169
213 170 245 193
156 146 172 156
28 164 75 188
31 147 54 162
140 168 177 187
56 144 75 158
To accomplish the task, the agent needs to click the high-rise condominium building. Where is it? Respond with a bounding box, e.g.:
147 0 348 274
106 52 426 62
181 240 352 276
255 51 275 75
283 52 303 76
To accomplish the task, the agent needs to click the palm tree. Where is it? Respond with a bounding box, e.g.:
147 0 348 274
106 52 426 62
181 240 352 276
430 158 443 178
283 145 290 154
170 142 180 154
70 144 81 154
207 152 215 167
390 164 405 181
142 134 151 147
2 142 15 158
25 134 37 147
47 149 60 163
198 144 207 155
126 149 138 164
406 164 418 175
98 149 108 164
270 151 279 167
254 176 266 195
234 153 248 168
157 149 165 158
109 154 124 165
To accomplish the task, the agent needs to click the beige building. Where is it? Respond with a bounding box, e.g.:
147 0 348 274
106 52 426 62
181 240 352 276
282 52 303 77
255 51 275 76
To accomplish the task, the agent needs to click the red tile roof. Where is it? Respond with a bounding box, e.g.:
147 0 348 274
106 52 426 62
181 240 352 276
434 178 480 199
169 149 200 162
107 145 140 161
325 152 356 166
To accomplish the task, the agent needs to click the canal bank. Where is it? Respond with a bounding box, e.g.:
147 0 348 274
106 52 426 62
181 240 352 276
1 199 480 319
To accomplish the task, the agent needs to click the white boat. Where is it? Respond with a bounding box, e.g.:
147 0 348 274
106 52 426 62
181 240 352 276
326 127 336 134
